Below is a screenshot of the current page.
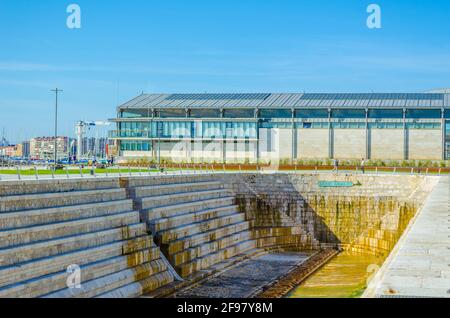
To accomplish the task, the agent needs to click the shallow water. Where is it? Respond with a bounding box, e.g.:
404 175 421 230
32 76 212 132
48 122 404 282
288 251 384 298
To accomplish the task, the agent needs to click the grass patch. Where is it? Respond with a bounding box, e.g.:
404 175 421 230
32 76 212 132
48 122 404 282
0 168 162 175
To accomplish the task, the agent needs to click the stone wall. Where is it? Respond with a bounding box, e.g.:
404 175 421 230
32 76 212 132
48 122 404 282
333 129 366 159
369 129 404 160
217 173 437 255
297 129 329 159
407 129 442 160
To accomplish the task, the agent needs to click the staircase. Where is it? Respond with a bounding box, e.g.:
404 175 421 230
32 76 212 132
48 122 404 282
127 175 257 278
0 179 174 298
0 174 312 298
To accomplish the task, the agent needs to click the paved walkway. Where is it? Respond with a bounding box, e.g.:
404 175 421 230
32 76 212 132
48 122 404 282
366 177 450 298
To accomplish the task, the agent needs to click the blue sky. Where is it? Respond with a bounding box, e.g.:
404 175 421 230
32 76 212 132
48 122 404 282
1 0 450 143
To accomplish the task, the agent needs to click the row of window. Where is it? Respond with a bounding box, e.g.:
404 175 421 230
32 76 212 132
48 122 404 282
120 108 450 119
120 141 152 151
118 122 258 139
117 121 443 137
260 122 442 129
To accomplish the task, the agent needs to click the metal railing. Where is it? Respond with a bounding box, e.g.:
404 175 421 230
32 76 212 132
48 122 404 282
0 164 220 181
1 163 448 182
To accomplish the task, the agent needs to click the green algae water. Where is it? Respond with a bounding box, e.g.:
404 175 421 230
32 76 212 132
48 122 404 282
288 251 384 298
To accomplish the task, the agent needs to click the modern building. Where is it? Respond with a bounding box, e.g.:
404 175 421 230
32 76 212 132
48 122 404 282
109 93 450 162
30 137 69 160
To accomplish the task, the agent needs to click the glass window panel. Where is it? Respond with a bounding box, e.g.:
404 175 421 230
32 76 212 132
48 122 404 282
295 109 329 118
259 109 292 118
406 123 441 129
190 109 221 118
260 122 291 129
120 109 149 118
223 109 255 118
332 109 366 119
369 122 403 129
158 109 186 118
369 109 404 118
406 109 442 119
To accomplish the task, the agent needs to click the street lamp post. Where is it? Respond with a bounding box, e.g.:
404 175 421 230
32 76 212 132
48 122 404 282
51 88 63 168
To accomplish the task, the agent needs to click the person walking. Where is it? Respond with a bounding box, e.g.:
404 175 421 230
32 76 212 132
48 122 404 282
361 158 365 174
333 159 339 174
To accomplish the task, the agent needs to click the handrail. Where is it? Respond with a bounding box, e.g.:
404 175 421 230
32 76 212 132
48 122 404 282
0 163 448 181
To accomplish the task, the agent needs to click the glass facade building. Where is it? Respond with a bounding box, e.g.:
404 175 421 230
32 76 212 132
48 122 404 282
110 93 450 162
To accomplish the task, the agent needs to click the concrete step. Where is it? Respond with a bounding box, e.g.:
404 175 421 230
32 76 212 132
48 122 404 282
0 223 147 267
130 181 223 199
0 199 133 231
137 189 230 210
123 175 215 188
43 259 168 298
142 197 235 222
170 230 253 266
96 271 175 298
150 205 239 233
0 233 152 289
0 188 127 213
0 178 120 197
166 221 251 255
176 240 257 277
0 211 140 249
157 213 246 244
0 245 161 298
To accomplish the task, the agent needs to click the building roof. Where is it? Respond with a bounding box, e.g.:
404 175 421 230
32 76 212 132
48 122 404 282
118 93 450 110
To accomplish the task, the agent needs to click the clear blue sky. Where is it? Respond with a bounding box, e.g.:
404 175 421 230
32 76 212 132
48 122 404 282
1 0 450 143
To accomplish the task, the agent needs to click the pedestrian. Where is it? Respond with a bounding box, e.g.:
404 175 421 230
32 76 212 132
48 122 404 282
333 159 339 173
361 158 365 174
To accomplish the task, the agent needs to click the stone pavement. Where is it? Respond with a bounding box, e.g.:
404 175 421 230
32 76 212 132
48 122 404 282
174 252 311 298
365 177 450 298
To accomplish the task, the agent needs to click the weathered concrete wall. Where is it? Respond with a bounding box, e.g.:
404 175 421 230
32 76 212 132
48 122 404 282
0 178 120 197
297 129 329 159
333 129 366 159
278 129 293 160
369 129 404 160
407 129 442 160
218 173 437 255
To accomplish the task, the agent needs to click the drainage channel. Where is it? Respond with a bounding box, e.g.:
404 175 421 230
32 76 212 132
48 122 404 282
288 251 385 298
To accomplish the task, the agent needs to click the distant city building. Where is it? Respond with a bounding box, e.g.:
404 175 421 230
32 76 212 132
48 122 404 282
0 144 23 157
29 137 69 160
77 137 109 158
22 141 30 158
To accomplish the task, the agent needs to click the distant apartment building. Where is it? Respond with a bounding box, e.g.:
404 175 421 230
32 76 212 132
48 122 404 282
0 144 23 157
22 141 30 158
78 137 109 158
29 137 69 160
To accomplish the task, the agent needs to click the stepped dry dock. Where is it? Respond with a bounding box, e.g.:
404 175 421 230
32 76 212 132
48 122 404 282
0 173 442 298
